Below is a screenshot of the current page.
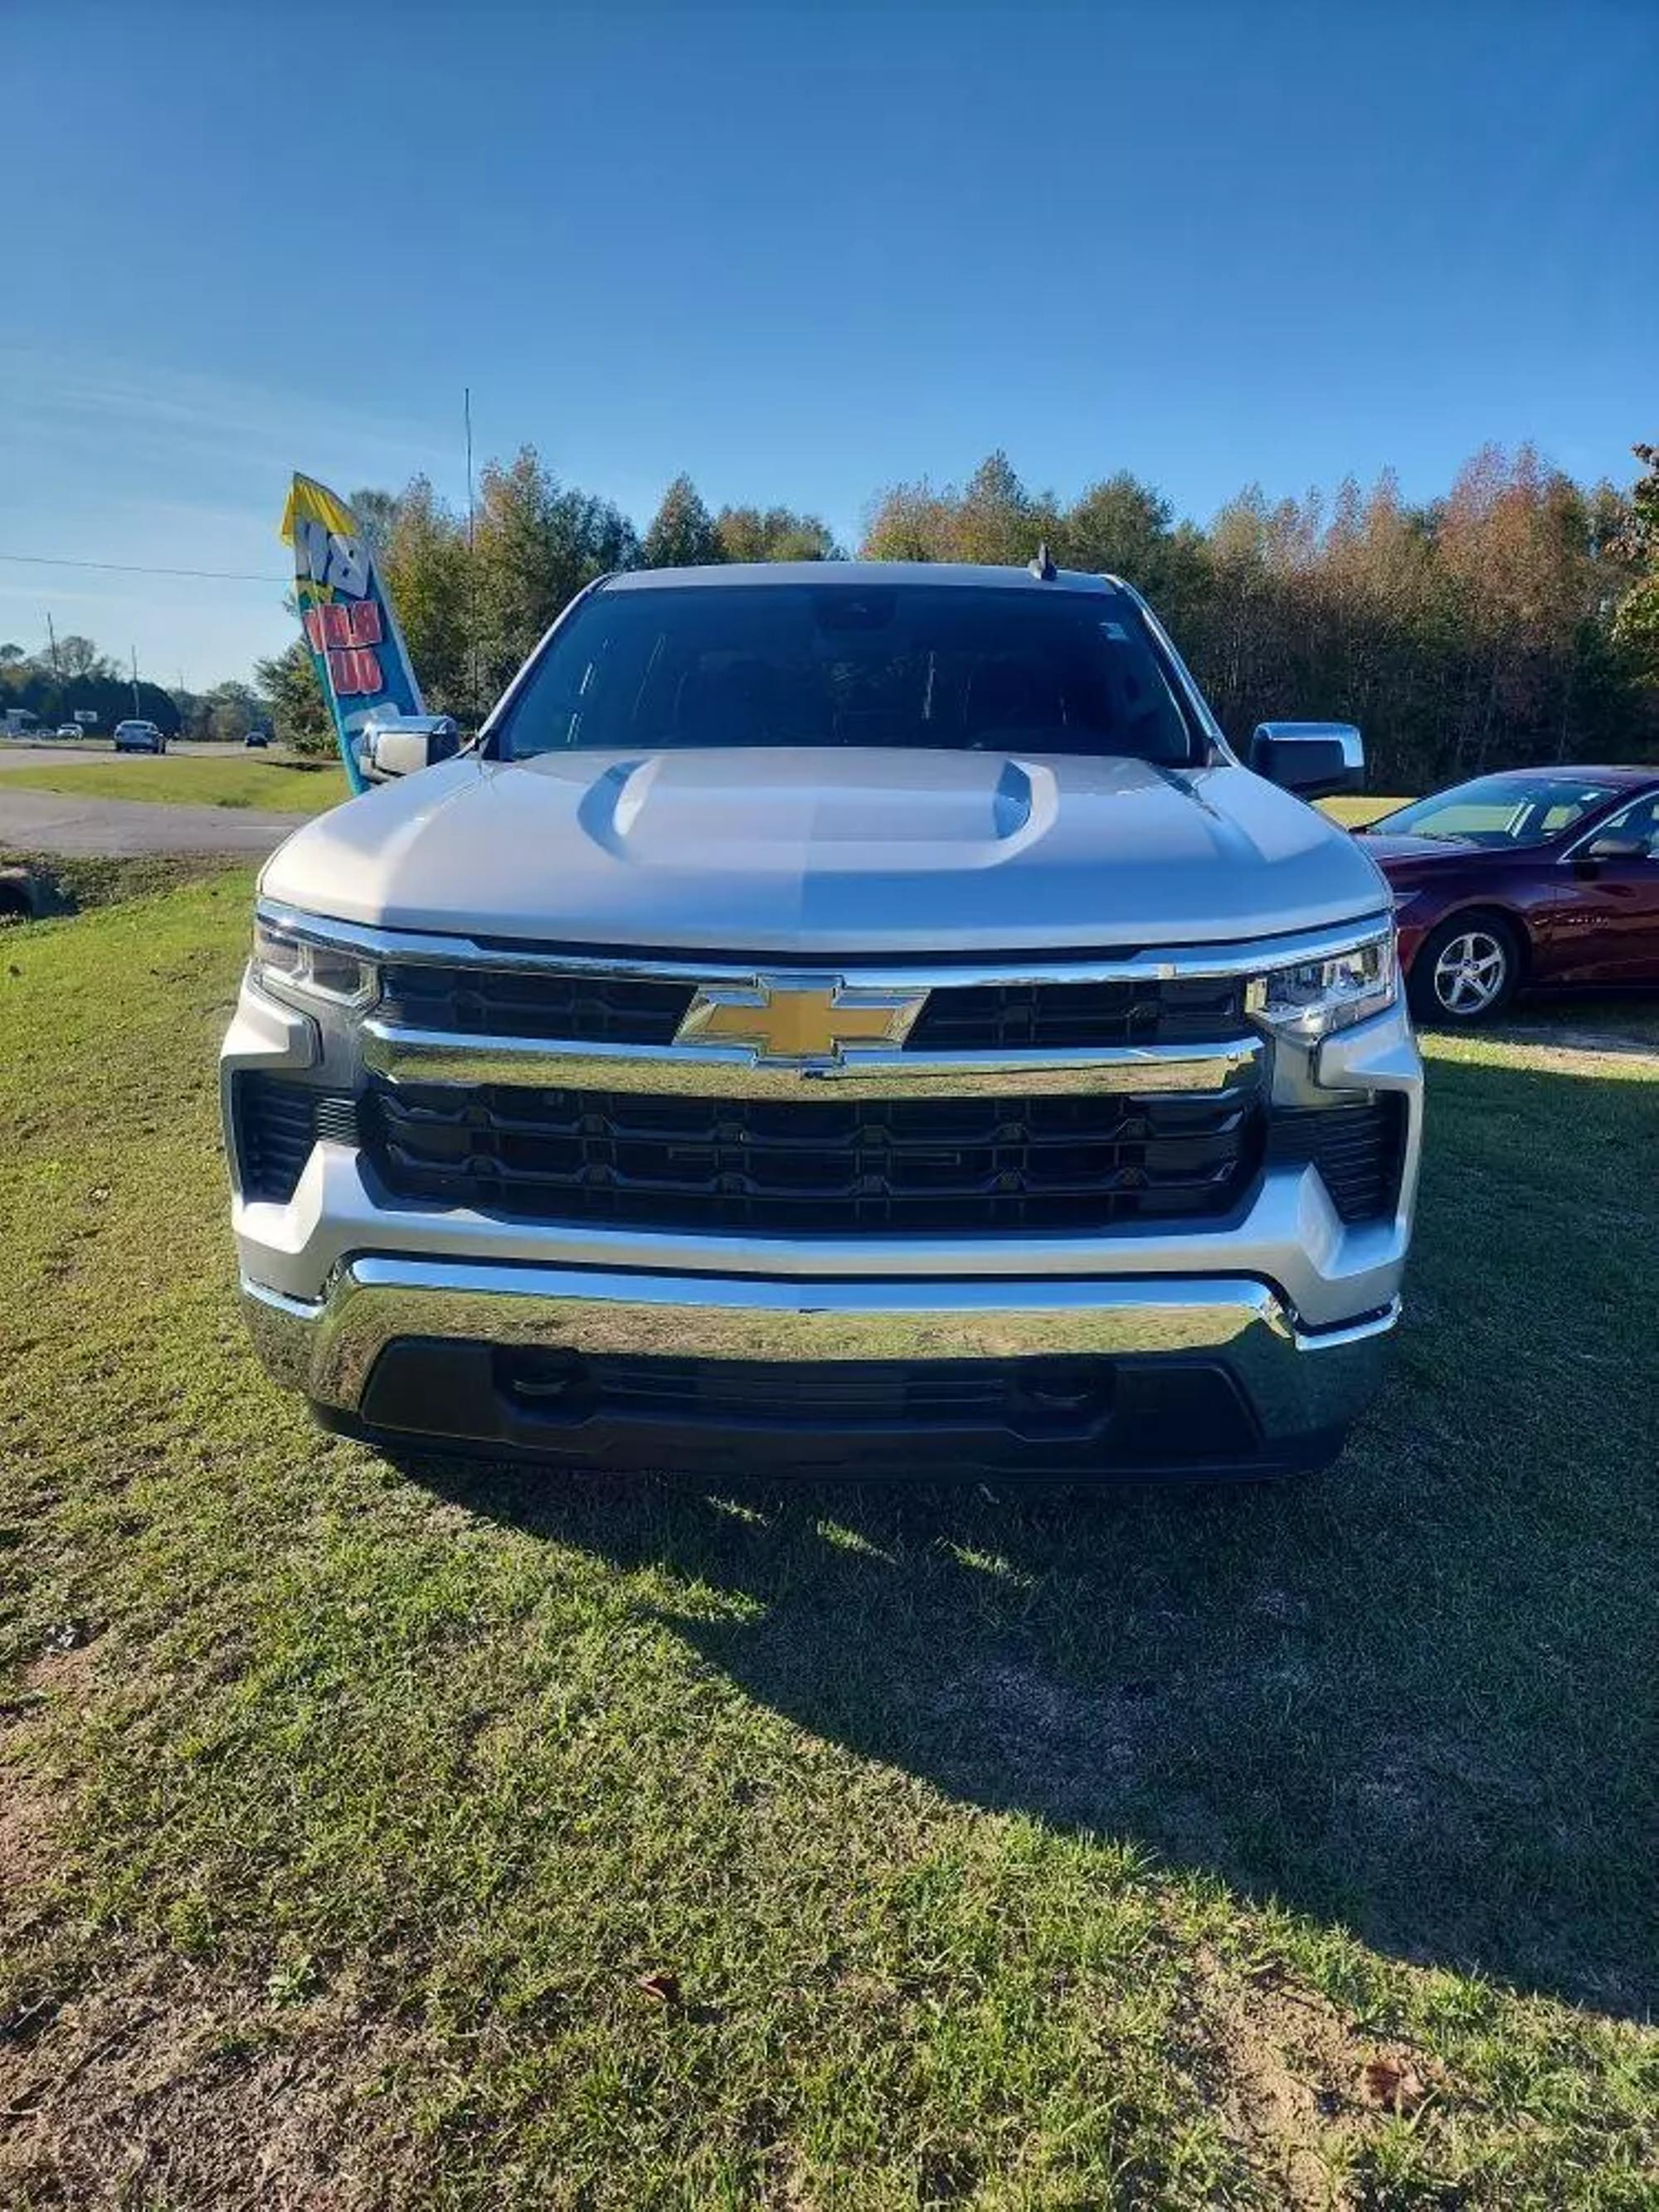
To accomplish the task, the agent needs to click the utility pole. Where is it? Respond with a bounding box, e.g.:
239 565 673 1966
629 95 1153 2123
129 644 142 722
46 610 61 686
464 385 479 728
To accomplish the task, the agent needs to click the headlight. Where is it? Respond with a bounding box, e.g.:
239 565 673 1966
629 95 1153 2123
1246 929 1396 1042
251 915 378 1011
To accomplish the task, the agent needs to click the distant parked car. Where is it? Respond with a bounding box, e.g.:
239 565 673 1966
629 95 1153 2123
55 723 82 741
1355 767 1659 1023
114 719 167 755
244 727 271 748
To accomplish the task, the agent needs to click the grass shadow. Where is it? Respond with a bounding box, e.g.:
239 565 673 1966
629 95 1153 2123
391 1046 1657 2020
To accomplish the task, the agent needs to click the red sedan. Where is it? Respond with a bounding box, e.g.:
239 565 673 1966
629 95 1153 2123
1354 767 1659 1023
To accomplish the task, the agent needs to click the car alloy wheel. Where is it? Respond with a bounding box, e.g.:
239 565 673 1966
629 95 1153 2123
1432 928 1508 1016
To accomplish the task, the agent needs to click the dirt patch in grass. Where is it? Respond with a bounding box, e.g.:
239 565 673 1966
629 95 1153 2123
0 1772 53 1908
1193 1952 1452 2212
0 1967 377 2211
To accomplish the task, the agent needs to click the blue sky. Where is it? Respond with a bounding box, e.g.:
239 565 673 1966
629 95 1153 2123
2 0 1655 688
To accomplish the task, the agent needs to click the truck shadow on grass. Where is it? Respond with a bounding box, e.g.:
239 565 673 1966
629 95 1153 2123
398 1048 1658 2020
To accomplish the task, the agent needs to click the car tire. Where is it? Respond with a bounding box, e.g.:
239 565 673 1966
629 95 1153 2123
1408 911 1520 1026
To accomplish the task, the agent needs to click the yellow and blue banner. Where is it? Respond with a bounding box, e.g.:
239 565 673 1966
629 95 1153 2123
280 473 424 792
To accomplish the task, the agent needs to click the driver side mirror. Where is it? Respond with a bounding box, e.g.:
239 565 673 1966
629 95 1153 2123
359 712 462 784
1248 721 1364 800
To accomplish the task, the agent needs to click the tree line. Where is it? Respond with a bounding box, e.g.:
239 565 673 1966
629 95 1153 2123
0 635 273 744
9 439 1655 793
259 440 1659 790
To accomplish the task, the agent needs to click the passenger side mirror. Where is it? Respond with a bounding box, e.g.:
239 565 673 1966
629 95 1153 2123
359 712 462 784
1248 721 1364 800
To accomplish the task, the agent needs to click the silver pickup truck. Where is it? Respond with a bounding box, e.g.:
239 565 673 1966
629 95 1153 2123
223 562 1421 1480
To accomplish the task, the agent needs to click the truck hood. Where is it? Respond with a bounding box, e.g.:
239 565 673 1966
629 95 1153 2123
262 747 1391 953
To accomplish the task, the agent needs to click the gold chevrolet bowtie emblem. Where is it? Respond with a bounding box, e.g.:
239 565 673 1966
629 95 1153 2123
676 975 928 1063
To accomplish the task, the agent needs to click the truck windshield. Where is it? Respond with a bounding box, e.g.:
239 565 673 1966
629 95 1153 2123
491 582 1199 763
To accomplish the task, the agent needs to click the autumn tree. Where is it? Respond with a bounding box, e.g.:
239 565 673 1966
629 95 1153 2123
255 634 332 755
382 474 473 714
859 478 954 562
861 452 1055 567
200 679 261 741
716 504 841 562
1613 442 1659 680
51 634 117 682
641 474 726 568
471 447 637 702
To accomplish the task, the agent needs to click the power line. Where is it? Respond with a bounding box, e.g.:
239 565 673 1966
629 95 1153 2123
0 551 288 584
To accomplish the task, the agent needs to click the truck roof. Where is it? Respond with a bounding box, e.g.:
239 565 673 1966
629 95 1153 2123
600 561 1126 595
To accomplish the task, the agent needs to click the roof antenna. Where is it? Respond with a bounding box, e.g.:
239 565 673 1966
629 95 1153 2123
1029 540 1056 581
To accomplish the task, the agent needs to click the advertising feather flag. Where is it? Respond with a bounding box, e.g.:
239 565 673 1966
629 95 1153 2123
280 474 424 793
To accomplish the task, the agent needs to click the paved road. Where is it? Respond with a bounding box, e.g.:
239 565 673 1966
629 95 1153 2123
0 785 308 858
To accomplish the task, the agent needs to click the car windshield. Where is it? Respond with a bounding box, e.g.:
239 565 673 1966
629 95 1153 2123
491 582 1199 763
1368 775 1621 848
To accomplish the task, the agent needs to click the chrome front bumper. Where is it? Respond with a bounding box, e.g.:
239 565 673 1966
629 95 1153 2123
242 1258 1398 1473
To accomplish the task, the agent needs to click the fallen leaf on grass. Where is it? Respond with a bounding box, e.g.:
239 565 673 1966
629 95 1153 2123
636 1971 682 2006
1360 2055 1430 2113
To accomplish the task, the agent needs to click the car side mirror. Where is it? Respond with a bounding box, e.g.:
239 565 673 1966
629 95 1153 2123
359 713 461 783
1581 833 1651 863
1248 721 1364 800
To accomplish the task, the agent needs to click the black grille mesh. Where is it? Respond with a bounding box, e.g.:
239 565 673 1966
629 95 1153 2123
234 1077 358 1203
378 964 693 1043
364 1081 1260 1234
1267 1096 1406 1223
908 975 1247 1051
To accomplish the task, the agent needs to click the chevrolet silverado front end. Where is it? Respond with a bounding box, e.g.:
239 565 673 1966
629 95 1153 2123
224 563 1421 1479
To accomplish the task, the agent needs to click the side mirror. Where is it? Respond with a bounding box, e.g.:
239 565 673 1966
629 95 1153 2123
1248 721 1364 800
359 712 461 784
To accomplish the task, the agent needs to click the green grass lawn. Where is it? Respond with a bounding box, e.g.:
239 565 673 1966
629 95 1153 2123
2 879 1655 2209
1 756 347 814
